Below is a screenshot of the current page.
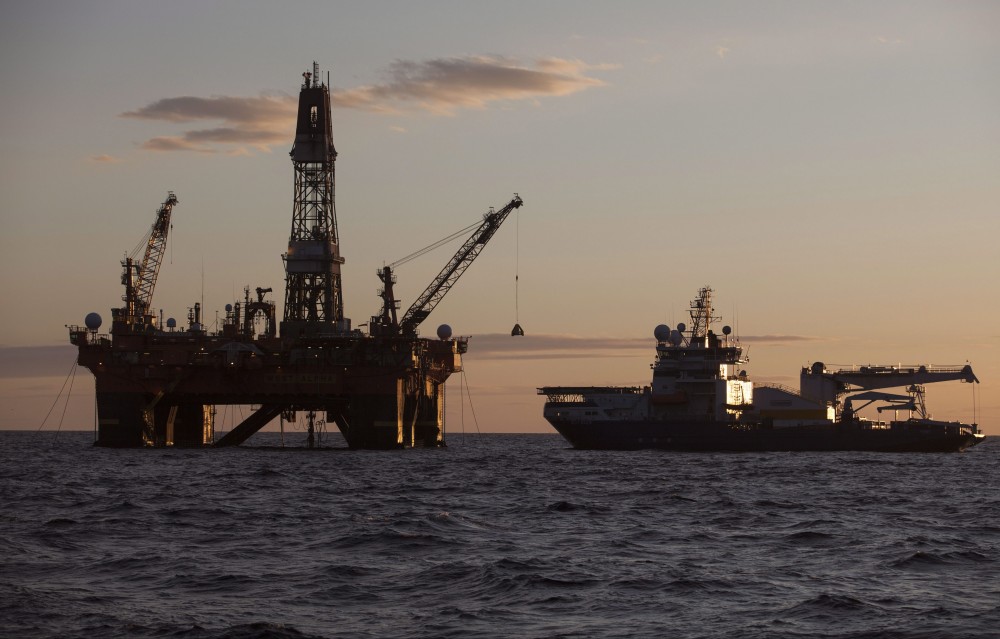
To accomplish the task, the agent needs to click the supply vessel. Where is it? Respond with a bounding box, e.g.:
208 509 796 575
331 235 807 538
68 63 523 449
539 286 982 452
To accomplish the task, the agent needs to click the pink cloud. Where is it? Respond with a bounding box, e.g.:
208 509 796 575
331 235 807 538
88 154 122 163
334 56 613 115
120 56 614 152
122 94 296 153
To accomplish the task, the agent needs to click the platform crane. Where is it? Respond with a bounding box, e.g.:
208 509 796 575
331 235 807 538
114 192 178 329
371 195 523 336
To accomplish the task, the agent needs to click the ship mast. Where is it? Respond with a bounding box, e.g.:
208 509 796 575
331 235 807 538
688 285 719 343
282 62 346 339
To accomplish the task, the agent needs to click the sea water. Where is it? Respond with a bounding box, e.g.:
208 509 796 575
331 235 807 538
1 430 998 638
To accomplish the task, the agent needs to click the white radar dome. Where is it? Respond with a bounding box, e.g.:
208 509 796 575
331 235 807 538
84 312 102 330
677 322 686 333
436 324 453 340
654 324 671 342
669 329 683 346
722 325 732 335
225 304 233 312
166 318 177 328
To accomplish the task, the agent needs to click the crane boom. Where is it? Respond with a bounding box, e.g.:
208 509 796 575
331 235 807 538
800 361 978 408
118 192 178 326
381 195 523 336
134 192 178 318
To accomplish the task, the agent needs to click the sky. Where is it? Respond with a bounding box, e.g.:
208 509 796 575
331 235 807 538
1 1 998 437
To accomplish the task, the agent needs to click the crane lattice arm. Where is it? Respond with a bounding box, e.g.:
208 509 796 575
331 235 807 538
396 195 523 335
124 192 178 322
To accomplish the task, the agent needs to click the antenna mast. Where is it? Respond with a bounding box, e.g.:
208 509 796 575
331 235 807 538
689 286 719 342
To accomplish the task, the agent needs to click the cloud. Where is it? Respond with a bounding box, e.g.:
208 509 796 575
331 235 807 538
741 334 825 344
122 95 295 124
463 333 650 361
0 346 79 379
119 56 613 152
462 332 824 361
183 127 288 144
140 136 215 153
716 46 731 60
122 94 297 154
88 154 122 163
333 56 613 115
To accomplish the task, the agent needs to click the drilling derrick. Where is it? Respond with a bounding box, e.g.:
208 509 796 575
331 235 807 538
282 62 347 339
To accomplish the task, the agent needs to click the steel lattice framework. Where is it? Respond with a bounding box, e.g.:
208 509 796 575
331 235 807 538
119 192 178 325
282 63 345 332
133 192 178 318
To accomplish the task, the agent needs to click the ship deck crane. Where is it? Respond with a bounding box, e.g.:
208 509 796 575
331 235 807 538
115 192 178 328
800 361 978 421
841 390 916 423
371 195 523 336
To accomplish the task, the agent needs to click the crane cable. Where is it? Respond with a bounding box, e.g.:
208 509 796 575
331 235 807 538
128 227 154 261
511 207 524 336
388 219 482 269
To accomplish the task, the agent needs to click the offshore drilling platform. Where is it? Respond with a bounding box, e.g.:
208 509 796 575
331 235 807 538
68 63 523 449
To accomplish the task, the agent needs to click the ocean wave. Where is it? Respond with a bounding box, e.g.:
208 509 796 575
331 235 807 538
3 431 999 639
783 530 837 543
890 549 994 569
779 592 886 624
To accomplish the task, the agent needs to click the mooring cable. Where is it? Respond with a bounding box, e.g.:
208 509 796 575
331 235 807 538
37 360 78 432
54 364 78 440
461 368 483 437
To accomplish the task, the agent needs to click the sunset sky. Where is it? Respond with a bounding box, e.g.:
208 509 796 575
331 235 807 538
1 1 997 436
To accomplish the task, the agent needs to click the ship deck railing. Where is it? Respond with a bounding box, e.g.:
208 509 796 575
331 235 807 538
755 382 803 396
68 326 111 346
826 364 971 375
537 386 643 403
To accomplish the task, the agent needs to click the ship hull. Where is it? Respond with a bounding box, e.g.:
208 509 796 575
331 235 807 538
539 287 981 453
547 419 983 453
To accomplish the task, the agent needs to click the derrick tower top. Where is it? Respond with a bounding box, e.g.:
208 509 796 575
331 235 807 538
282 62 347 339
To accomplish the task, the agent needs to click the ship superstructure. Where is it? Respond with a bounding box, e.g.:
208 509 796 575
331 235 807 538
68 64 521 449
539 287 982 452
